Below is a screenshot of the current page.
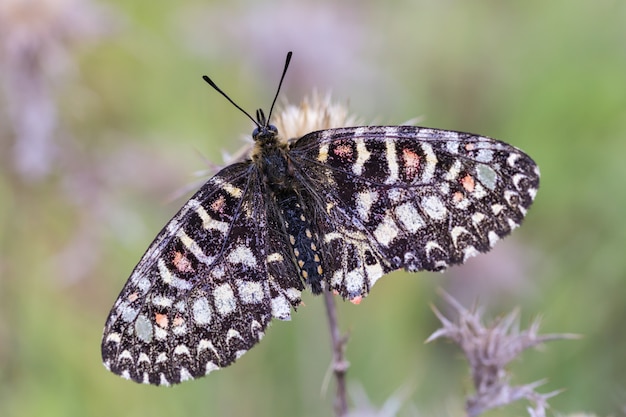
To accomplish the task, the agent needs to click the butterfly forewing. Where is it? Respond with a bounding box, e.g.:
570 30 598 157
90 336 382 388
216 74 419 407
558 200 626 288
101 162 303 385
288 126 539 300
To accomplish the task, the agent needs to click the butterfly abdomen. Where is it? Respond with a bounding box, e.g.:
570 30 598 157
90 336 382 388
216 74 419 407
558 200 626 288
277 193 325 294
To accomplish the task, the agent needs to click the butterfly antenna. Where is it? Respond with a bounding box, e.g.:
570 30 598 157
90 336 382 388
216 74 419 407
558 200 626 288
265 51 293 126
202 74 259 128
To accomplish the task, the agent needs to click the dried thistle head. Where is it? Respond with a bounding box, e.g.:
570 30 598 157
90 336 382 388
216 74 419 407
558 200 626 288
427 289 579 417
272 92 362 142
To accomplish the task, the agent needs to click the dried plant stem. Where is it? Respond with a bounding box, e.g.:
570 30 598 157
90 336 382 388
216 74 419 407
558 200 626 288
323 288 349 417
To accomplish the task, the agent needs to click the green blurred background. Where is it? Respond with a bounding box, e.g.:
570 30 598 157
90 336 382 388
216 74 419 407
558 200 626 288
1 0 625 416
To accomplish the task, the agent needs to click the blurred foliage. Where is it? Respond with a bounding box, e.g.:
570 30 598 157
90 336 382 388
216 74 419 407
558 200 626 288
1 0 625 416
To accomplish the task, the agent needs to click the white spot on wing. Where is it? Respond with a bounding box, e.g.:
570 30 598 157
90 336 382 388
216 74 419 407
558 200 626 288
463 246 480 261
425 241 445 258
444 160 462 181
271 295 291 320
352 134 371 175
472 212 486 224
395 202 424 232
488 231 500 247
345 269 364 296
136 276 151 293
214 284 237 316
491 204 504 215
226 329 243 344
373 215 400 247
420 143 438 183
355 190 378 222
119 302 139 323
236 280 265 304
192 297 212 325
384 140 399 184
105 332 121 344
227 245 257 267
331 270 343 287
475 149 494 162
198 339 220 358
266 252 284 263
284 287 302 303
324 232 343 243
134 314 153 342
317 143 329 163
172 321 187 336
507 153 520 167
472 183 487 199
180 368 193 382
446 138 460 153
421 195 447 220
477 164 498 190
450 226 470 247
205 362 219 375
154 326 167 341
366 262 384 289
174 344 191 356
119 350 132 361
152 295 173 307
504 190 519 206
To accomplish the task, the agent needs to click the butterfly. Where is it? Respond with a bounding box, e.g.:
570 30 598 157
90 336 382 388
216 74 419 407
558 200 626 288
101 52 539 385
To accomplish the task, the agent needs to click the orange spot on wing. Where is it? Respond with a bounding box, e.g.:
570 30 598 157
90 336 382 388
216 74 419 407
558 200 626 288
465 143 475 151
402 148 421 178
350 296 363 305
211 195 226 214
173 316 184 327
453 191 464 203
127 292 139 302
461 175 475 192
334 144 353 159
155 313 168 328
172 251 194 273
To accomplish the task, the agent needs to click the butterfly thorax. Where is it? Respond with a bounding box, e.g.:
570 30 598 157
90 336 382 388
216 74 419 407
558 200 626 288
251 124 291 189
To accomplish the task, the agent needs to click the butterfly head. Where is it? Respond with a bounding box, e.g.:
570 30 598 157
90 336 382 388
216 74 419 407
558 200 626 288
252 108 279 144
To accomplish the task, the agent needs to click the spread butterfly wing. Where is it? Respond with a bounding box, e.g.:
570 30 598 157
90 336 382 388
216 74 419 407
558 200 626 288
290 126 540 301
101 162 302 386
